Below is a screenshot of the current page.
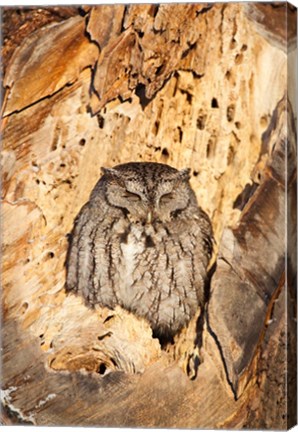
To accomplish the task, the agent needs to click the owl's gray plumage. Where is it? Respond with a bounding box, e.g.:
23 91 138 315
66 162 213 338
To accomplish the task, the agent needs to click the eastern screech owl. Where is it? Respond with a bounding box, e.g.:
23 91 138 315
66 162 213 339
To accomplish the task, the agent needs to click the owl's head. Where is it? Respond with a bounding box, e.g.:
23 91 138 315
101 162 196 224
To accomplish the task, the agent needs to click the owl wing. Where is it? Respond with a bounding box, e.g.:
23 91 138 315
190 207 214 305
196 207 214 263
65 202 102 304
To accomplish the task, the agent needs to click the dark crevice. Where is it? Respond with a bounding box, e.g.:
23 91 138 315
194 309 205 350
181 41 197 59
204 261 217 303
135 83 152 109
156 64 165 76
120 4 129 32
195 5 213 16
97 331 113 341
180 89 193 104
135 71 178 110
233 182 259 211
78 7 88 17
103 314 114 324
2 73 90 118
152 329 174 348
177 127 183 143
150 4 160 18
206 310 238 400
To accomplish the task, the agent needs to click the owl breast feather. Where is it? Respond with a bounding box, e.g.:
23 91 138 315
106 220 205 338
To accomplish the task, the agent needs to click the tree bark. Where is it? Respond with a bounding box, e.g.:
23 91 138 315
1 3 297 428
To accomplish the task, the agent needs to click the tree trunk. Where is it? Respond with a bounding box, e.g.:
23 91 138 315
1 3 297 428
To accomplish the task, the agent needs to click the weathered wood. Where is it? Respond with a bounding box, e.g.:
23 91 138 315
1 3 297 428
3 16 99 116
207 97 296 398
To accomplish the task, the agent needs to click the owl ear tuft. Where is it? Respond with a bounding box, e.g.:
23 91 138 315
101 167 125 185
178 168 191 181
101 167 119 177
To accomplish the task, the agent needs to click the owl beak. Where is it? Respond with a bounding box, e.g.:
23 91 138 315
146 210 153 225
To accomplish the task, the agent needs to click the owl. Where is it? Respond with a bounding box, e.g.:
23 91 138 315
66 162 213 340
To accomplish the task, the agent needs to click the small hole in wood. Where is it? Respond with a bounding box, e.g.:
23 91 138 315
36 179 40 184
211 98 219 108
21 302 29 314
227 104 235 122
206 138 215 158
193 171 199 177
48 252 55 259
177 127 183 143
79 138 86 146
97 363 107 375
235 53 243 65
230 38 237 49
197 114 206 130
154 121 160 135
162 148 170 157
97 115 105 129
103 314 114 323
225 70 231 80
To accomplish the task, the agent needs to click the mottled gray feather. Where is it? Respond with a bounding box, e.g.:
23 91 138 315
66 162 213 338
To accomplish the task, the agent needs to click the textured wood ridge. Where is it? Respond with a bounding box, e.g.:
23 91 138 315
1 3 297 428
